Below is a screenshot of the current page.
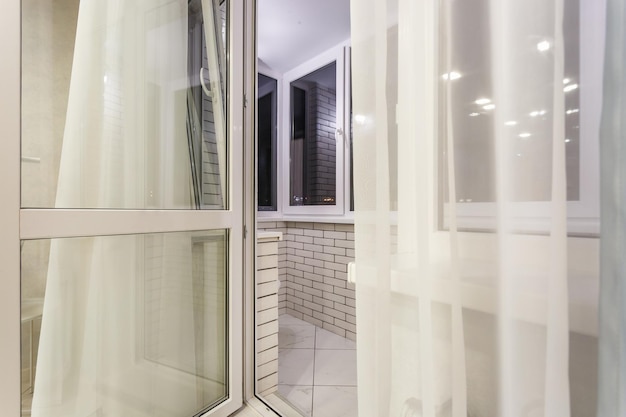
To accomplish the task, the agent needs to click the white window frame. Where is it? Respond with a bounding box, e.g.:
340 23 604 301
440 0 603 236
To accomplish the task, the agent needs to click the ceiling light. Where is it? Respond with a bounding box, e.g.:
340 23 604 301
516 153 523 157
565 138 571 143
537 40 551 52
354 114 367 124
566 109 579 115
505 121 517 126
475 98 491 105
469 112 480 117
564 83 579 92
530 111 539 117
483 104 496 110
519 132 531 138
563 78 571 84
442 71 462 81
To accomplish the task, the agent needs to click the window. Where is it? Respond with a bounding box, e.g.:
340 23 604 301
279 46 349 217
289 62 338 207
437 0 602 234
258 74 278 211
256 44 353 219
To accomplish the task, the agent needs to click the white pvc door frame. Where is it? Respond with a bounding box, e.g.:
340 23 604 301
0 0 248 416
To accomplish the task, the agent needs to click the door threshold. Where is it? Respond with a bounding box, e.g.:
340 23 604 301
233 396 305 417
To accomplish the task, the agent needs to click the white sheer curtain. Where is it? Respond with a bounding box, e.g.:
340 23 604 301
31 1 226 416
351 0 601 416
598 0 626 415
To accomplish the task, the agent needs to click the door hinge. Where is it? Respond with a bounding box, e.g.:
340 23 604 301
244 93 248 108
244 225 248 239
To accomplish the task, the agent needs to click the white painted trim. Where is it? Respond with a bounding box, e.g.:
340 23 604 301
343 46 353 215
20 209 237 239
244 0 258 403
257 215 355 225
0 0 21 415
214 0 245 414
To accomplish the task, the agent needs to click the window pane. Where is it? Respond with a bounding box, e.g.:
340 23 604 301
21 0 228 209
289 62 337 206
21 230 228 416
258 74 277 210
439 0 581 203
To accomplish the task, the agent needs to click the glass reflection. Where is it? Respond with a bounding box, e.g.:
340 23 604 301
440 0 581 203
289 62 338 206
21 0 228 210
21 231 228 416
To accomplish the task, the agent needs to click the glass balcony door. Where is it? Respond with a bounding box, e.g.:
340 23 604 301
0 0 247 416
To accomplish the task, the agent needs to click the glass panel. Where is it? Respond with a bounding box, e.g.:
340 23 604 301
21 230 228 416
21 0 228 209
258 74 278 211
289 62 337 206
439 0 580 203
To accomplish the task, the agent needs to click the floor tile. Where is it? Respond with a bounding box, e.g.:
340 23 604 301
315 328 356 350
279 314 309 326
278 348 315 385
278 385 314 417
312 386 358 417
314 349 357 386
279 323 316 349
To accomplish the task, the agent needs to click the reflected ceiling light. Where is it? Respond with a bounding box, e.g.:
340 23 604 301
519 132 531 138
475 98 491 105
354 114 367 124
469 112 480 117
505 120 518 126
483 104 496 110
530 110 547 117
563 78 571 84
564 83 579 92
104 75 108 84
442 71 462 80
516 153 523 157
565 138 571 143
536 40 551 52
566 108 579 115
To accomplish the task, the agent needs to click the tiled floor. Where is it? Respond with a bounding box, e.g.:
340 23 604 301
277 314 358 417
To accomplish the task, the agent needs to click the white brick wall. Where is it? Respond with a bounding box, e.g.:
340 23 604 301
258 222 356 341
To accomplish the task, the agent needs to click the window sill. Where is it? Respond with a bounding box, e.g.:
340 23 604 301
257 213 354 225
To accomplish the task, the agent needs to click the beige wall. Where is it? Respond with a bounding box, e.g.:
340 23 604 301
21 0 79 298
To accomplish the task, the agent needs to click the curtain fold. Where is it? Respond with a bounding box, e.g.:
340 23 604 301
598 0 626 415
351 0 597 415
31 1 226 416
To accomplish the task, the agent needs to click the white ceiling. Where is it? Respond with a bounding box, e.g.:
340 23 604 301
257 0 351 74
